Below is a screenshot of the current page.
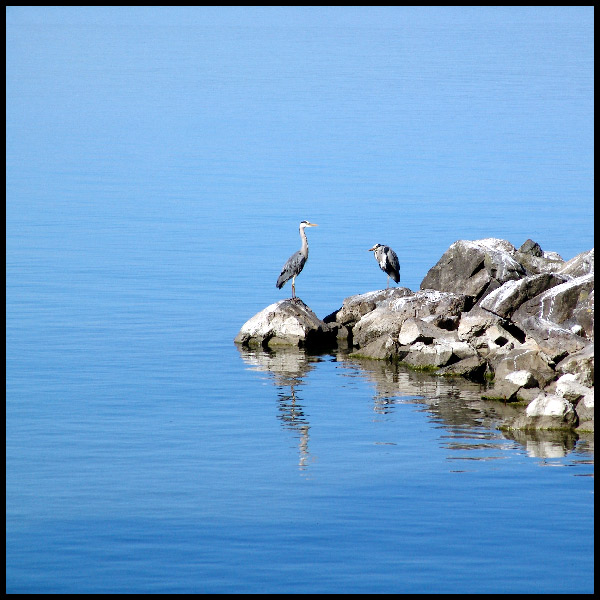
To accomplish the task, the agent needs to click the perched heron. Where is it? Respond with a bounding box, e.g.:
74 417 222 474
276 220 318 299
369 243 400 288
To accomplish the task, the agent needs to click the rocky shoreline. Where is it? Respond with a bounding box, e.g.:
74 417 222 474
235 238 594 433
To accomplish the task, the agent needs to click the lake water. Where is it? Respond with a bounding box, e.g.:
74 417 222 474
6 6 594 594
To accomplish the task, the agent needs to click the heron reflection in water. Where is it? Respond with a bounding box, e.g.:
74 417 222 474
237 347 314 471
276 382 311 471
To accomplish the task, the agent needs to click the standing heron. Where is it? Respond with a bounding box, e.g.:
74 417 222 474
276 220 318 299
369 243 400 288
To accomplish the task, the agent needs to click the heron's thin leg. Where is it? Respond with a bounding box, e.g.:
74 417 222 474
292 275 296 299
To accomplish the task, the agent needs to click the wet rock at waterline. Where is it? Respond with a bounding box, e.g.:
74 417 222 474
235 239 594 431
234 298 336 350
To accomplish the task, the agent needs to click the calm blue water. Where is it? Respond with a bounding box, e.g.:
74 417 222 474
6 6 594 594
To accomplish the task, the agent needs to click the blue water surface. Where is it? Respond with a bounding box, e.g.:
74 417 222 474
6 6 594 594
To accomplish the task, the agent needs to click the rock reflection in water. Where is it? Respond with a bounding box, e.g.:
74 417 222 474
338 354 593 465
237 347 316 471
237 347 593 471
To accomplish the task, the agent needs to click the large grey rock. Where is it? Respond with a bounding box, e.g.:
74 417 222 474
420 238 526 301
518 239 543 257
324 288 412 327
400 341 455 368
492 347 556 388
457 306 503 346
506 393 578 430
234 299 335 349
513 272 594 330
511 272 594 357
349 334 399 361
352 306 408 348
397 317 458 346
526 394 577 426
352 289 470 348
479 273 567 319
514 239 565 275
436 355 488 380
555 345 595 386
558 248 594 278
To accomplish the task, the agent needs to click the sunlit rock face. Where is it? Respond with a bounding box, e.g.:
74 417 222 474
419 238 527 301
235 299 336 350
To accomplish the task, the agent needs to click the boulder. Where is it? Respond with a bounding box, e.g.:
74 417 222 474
555 344 595 386
554 373 593 404
323 288 412 327
349 334 399 361
420 238 525 301
512 272 594 333
481 378 523 402
436 355 487 380
558 248 594 278
491 347 556 388
478 273 567 319
514 239 565 275
397 317 458 346
400 341 455 368
457 306 502 346
525 394 578 427
234 299 335 349
483 322 525 351
352 306 408 348
518 239 544 257
352 289 470 348
506 393 578 430
505 370 538 388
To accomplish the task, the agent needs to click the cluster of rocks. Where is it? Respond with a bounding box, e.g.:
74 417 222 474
235 238 594 432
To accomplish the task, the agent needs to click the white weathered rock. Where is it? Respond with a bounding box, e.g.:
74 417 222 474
558 248 594 278
447 340 477 360
554 373 593 403
353 289 469 348
397 317 458 346
353 306 407 347
484 323 523 351
420 238 525 300
401 341 455 368
505 370 537 388
555 344 594 386
526 394 575 419
325 288 412 326
479 273 566 318
457 308 502 343
235 299 334 349
512 272 594 354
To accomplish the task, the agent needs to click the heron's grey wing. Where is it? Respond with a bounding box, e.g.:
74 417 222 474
385 247 400 282
276 250 306 288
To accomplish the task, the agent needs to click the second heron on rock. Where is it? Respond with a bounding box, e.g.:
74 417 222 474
369 243 400 288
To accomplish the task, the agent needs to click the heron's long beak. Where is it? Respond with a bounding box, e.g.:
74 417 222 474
368 246 376 251
306 222 318 227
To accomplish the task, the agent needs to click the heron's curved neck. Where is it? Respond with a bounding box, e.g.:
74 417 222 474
299 225 309 258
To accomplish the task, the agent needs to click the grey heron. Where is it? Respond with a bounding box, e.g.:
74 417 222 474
276 220 318 299
369 243 400 288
